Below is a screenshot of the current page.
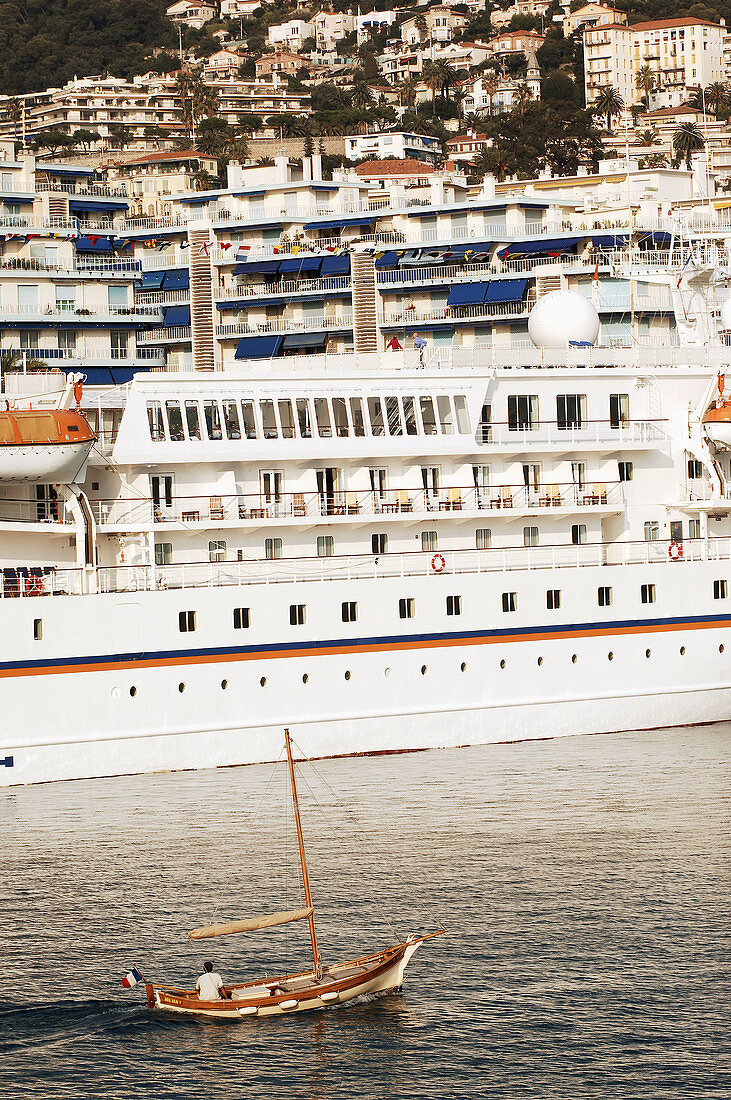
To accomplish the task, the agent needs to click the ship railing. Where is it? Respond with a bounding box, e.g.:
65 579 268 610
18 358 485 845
90 482 626 529
0 566 82 598
478 419 667 446
0 498 73 525
0 341 164 362
91 535 731 595
677 480 731 502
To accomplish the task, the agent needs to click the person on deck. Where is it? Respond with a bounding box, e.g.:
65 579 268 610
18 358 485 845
386 335 403 351
196 960 229 1000
413 333 427 365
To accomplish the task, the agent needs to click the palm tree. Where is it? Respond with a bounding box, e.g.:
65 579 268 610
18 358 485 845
414 12 428 41
673 121 705 170
351 79 375 111
635 65 656 107
452 85 467 124
0 350 48 373
635 127 660 147
422 60 442 116
513 82 532 115
174 67 219 141
400 77 417 110
705 81 730 119
481 72 500 117
433 59 457 100
593 85 624 130
5 97 22 143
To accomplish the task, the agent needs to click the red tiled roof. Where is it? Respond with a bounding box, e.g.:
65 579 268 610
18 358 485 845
630 17 719 30
354 157 437 176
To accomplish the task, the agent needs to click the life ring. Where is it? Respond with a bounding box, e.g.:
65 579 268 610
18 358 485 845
669 542 683 561
431 553 446 573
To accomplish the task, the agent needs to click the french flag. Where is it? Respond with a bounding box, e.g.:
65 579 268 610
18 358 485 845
122 967 144 989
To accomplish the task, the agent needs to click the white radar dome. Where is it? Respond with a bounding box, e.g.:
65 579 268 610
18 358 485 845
528 290 600 348
719 298 731 331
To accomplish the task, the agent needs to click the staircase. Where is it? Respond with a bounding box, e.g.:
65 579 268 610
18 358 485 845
188 226 215 372
351 251 378 354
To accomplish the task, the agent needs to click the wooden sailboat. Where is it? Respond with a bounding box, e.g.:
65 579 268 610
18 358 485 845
144 730 444 1019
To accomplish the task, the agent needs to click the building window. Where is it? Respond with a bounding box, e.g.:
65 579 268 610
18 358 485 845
233 607 251 629
714 579 727 599
687 459 704 479
155 542 172 565
523 526 539 547
598 586 612 607
317 535 334 557
372 533 388 554
421 530 438 552
644 521 659 541
508 394 538 431
641 584 656 605
399 597 415 619
179 610 196 632
689 519 701 539
476 528 492 549
265 537 283 559
342 601 358 623
289 604 306 626
571 524 587 545
446 595 462 616
209 540 226 562
618 461 634 482
546 589 561 610
502 592 517 613
609 393 630 428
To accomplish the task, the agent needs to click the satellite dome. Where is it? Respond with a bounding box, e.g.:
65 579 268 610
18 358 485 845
528 290 600 348
720 298 731 331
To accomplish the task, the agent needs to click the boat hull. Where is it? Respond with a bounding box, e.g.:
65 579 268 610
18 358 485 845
0 440 93 482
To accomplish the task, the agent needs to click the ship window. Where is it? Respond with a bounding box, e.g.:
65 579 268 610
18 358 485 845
331 397 349 438
342 600 357 623
314 398 332 438
502 592 517 613
454 395 471 434
689 519 701 539
644 521 659 541
556 394 586 429
296 398 312 438
476 528 492 549
233 606 250 629
523 526 539 547
185 401 201 440
641 583 656 604
33 618 42 641
372 533 388 554
222 400 241 440
508 394 538 431
317 535 334 557
421 530 438 552
179 610 196 632
146 401 165 441
546 589 561 610
598 586 612 606
609 393 630 428
368 397 385 436
265 537 282 560
618 460 633 482
446 595 462 616
155 542 172 566
203 400 222 441
571 524 587 545
240 400 258 440
165 400 184 442
290 603 306 626
385 396 403 436
437 395 454 434
402 396 418 435
209 540 226 562
278 399 295 439
399 597 415 619
419 396 437 435
687 459 704 479
349 397 365 437
260 400 278 439
478 403 492 442
714 579 727 599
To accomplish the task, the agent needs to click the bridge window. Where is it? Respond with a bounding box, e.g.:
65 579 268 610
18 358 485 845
419 396 437 435
598 586 612 606
368 397 385 436
556 394 586 430
502 592 517 613
372 532 388 554
546 589 561 610
265 538 282 560
349 397 366 437
476 528 492 549
146 401 164 441
165 400 184 442
714 579 727 599
240 400 258 439
342 601 357 623
641 584 656 605
317 535 334 557
184 400 201 440
508 394 538 431
289 603 306 626
314 398 331 438
332 398 349 437
446 595 462 616
203 400 222 441
278 399 295 439
296 398 312 438
399 597 415 619
260 400 278 439
402 396 418 435
454 395 471 434
222 400 241 440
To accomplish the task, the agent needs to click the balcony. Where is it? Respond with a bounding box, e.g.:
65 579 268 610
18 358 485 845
0 214 77 232
215 275 351 301
383 299 536 326
215 314 353 338
135 288 191 305
0 497 72 526
0 305 161 323
0 341 164 364
35 181 128 198
476 419 666 449
137 325 191 344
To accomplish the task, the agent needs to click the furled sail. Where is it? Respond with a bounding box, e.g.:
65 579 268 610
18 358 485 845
187 907 314 940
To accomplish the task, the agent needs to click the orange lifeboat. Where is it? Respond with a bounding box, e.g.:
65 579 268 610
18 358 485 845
0 409 95 482
703 373 731 449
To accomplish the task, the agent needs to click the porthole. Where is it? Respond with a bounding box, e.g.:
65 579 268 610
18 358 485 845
460 661 467 672
260 676 267 687
129 686 137 697
344 670 351 681
571 654 577 664
679 646 685 656
500 659 506 669
608 651 614 661
537 656 543 667
221 679 228 690
178 682 186 693
720 644 725 654
421 664 428 675
645 649 651 659
302 673 309 684
111 686 121 700
384 667 392 678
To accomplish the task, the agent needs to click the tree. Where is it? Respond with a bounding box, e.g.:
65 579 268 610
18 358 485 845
4 98 22 142
635 65 655 107
71 128 100 151
542 71 579 109
452 85 467 123
422 60 443 116
414 12 428 39
705 81 730 119
400 77 417 110
513 82 533 115
433 59 457 100
107 124 133 149
481 72 500 117
351 80 375 111
636 128 660 147
593 85 624 130
0 349 48 373
673 121 705 170
174 66 219 141
31 129 75 156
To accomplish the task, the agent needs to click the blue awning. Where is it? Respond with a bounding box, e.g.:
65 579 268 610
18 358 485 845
592 233 628 248
74 236 114 253
163 305 190 327
69 199 128 213
498 237 583 258
1 194 34 204
278 255 322 275
162 269 189 291
304 215 375 231
282 331 328 350
447 281 490 306
320 254 350 276
640 231 673 247
375 250 401 268
484 278 528 303
234 260 281 275
234 335 283 359
140 271 165 289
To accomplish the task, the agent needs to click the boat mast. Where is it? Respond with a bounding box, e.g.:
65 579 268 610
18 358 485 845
284 729 320 975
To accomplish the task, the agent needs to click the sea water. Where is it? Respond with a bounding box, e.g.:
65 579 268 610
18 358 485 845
0 726 728 1099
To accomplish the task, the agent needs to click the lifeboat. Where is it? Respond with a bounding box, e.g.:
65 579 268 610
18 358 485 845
703 373 731 449
0 409 95 482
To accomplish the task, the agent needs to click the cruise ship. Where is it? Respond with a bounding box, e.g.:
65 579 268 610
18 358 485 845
2 144 731 786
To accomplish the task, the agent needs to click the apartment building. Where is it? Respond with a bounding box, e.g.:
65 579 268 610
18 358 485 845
563 3 626 37
255 51 305 78
485 30 546 56
314 12 356 53
105 151 218 219
400 7 467 46
459 61 542 116
584 17 726 111
344 132 442 164
491 0 551 29
267 19 315 52
165 1 216 29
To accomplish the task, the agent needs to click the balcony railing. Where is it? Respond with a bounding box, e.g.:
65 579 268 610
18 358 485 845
0 305 161 320
0 214 77 231
384 299 536 325
0 341 163 362
35 180 128 197
135 289 190 305
215 275 351 300
137 325 191 343
0 498 72 525
475 419 666 446
215 314 352 338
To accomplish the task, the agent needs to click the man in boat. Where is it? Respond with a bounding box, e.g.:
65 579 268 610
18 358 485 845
196 960 230 1001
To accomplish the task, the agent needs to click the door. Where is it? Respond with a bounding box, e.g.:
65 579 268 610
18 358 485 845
670 520 683 544
316 468 340 514
151 474 173 521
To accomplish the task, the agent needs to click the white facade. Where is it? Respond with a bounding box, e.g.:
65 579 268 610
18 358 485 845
344 131 442 163
400 7 468 45
314 12 356 52
220 0 262 17
267 19 316 51
165 0 216 29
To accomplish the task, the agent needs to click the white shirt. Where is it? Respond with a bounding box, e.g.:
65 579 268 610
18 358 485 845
196 971 224 1001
